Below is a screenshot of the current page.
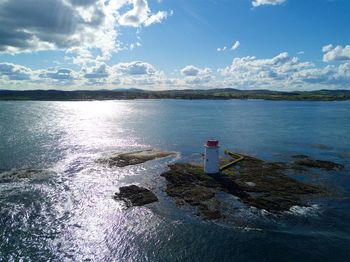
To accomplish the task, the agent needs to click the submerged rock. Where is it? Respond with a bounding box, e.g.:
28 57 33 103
114 185 158 207
161 155 330 219
0 169 54 183
98 149 176 168
310 144 333 150
292 155 344 171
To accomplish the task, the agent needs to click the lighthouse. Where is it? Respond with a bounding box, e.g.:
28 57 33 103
204 140 220 174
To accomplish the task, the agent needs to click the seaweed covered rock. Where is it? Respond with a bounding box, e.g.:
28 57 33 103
230 156 324 196
161 164 223 219
161 155 330 218
98 149 176 168
114 185 158 207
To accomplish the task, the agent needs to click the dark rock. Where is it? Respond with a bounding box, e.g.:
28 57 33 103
98 149 175 168
161 164 224 219
114 185 158 207
199 208 222 219
198 198 222 219
166 185 215 206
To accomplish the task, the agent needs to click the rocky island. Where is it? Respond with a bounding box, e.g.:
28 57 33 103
161 155 341 219
103 149 344 220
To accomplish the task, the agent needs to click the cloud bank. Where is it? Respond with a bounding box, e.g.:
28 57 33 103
323 44 350 62
2 50 349 90
219 52 350 89
0 0 170 61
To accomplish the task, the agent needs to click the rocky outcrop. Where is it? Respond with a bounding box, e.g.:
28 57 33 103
98 149 176 168
161 155 331 219
106 150 343 220
114 185 158 207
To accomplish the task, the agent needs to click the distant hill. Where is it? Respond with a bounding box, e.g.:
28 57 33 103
0 88 350 101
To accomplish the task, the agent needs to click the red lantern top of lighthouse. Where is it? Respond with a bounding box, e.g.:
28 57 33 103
206 140 219 147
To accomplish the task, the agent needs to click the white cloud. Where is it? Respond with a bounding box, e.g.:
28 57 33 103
217 46 227 52
0 63 33 81
78 61 163 87
83 63 109 79
39 67 78 80
219 52 350 89
252 0 287 7
144 10 171 26
181 65 201 76
231 41 240 51
293 63 350 85
184 74 213 85
180 65 213 86
1 54 350 90
0 0 116 55
322 44 333 53
217 41 240 52
119 0 171 27
219 52 302 88
0 0 170 68
322 44 350 62
112 61 157 75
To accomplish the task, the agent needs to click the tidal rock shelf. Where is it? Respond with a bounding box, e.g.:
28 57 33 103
97 149 176 168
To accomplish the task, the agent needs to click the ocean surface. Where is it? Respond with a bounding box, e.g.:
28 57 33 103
0 99 350 261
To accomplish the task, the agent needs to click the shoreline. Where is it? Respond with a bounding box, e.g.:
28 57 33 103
1 89 350 101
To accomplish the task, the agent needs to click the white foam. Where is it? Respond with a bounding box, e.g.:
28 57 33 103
287 204 319 216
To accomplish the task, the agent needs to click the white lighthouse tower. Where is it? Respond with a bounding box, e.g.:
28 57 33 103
204 140 220 174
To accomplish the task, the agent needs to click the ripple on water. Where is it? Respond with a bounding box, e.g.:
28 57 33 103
1 100 350 261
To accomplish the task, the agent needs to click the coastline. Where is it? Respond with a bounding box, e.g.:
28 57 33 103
1 88 350 101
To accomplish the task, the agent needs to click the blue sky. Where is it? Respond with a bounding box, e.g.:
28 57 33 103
0 0 349 90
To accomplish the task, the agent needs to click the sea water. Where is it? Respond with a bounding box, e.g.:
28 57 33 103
0 99 350 261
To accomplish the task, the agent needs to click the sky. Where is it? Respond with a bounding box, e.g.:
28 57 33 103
0 0 349 91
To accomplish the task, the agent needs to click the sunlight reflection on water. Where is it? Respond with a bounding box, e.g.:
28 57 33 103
1 100 350 261
56 101 144 153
